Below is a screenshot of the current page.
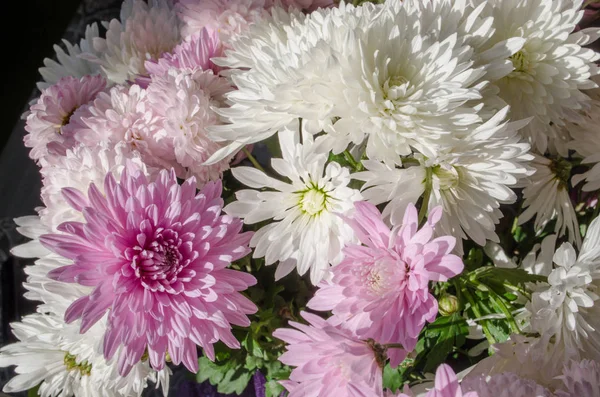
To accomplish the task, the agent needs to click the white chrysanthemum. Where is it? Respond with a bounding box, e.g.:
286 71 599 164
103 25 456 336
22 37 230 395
38 143 150 231
556 359 600 397
525 217 600 364
224 121 361 284
91 0 180 84
0 312 168 397
569 85 600 192
518 154 581 247
205 3 382 162
461 372 553 397
468 334 563 388
38 24 103 91
144 68 232 185
478 0 600 154
355 107 532 254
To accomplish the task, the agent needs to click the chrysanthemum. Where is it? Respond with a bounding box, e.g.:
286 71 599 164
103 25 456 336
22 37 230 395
24 75 107 164
224 123 362 284
525 231 600 366
40 166 257 375
479 0 600 154
461 372 553 397
205 3 380 163
39 143 150 231
569 87 600 192
273 311 384 397
176 0 269 42
37 24 103 91
0 311 169 397
518 154 581 247
401 364 477 397
356 108 533 254
144 68 233 186
308 202 463 366
144 28 223 80
79 84 154 151
555 359 600 397
91 0 180 84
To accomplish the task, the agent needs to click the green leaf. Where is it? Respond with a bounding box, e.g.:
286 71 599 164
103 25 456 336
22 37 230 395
217 368 253 395
416 313 469 372
265 379 286 397
382 364 404 392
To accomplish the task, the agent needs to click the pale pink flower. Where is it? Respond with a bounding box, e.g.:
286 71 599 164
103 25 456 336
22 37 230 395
144 68 233 186
144 28 223 82
40 165 256 376
556 360 600 397
78 84 156 158
24 75 106 164
419 365 477 397
308 202 464 366
461 372 553 397
273 311 384 397
176 0 269 42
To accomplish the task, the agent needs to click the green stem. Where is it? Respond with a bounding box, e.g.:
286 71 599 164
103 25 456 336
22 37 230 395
243 147 266 173
461 287 497 345
488 290 521 334
418 167 433 225
383 343 405 350
343 150 363 172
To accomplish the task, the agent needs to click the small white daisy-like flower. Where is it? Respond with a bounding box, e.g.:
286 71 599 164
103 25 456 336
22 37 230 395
355 107 532 254
518 154 581 247
478 0 600 154
556 359 600 397
37 24 103 91
90 0 180 84
224 121 362 284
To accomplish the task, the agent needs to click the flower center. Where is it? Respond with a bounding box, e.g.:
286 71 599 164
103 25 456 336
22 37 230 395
64 353 92 376
357 257 407 297
550 157 572 190
129 228 193 293
298 186 329 216
432 165 460 191
59 107 78 134
383 75 411 102
509 50 531 74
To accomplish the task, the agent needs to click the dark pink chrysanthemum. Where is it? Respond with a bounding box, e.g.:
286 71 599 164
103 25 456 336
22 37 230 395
40 165 257 376
24 75 106 164
308 202 464 367
273 311 384 397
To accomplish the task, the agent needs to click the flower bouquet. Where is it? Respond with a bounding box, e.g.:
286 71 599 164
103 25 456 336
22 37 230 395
2 0 600 396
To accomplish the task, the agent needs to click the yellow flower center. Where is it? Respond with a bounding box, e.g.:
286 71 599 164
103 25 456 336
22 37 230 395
63 353 92 376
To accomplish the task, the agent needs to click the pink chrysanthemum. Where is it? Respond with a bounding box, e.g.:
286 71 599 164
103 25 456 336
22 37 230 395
144 28 223 82
40 165 256 376
556 360 600 397
402 365 477 397
273 311 384 397
144 68 233 186
24 75 106 164
277 0 334 12
461 372 553 397
176 0 270 42
308 202 463 366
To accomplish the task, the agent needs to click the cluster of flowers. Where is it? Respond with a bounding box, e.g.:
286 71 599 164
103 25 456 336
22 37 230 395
2 0 600 396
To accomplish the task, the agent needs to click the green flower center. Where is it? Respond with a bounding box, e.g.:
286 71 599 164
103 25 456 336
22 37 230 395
509 50 531 73
64 353 92 376
550 157 572 190
432 165 460 190
297 185 329 216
